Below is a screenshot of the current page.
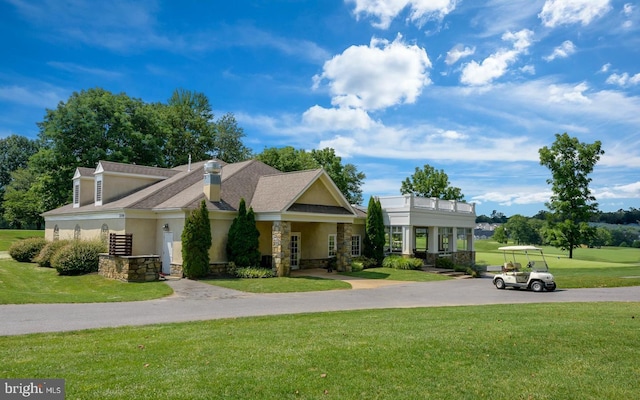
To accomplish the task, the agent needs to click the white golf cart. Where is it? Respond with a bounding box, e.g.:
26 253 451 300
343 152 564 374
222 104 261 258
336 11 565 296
492 246 556 292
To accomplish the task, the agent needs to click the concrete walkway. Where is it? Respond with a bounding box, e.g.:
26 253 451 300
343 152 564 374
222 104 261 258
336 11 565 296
1 275 638 336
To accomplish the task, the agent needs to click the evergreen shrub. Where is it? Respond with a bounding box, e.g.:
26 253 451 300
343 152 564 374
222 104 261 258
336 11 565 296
8 237 47 262
182 200 211 279
382 255 423 270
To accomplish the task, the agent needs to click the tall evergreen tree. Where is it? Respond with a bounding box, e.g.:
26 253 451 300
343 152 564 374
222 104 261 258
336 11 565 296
226 198 261 267
363 196 385 265
181 200 211 278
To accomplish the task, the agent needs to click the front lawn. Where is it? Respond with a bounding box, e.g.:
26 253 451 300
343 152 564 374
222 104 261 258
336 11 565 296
0 259 173 304
1 303 638 399
0 229 44 251
202 276 351 293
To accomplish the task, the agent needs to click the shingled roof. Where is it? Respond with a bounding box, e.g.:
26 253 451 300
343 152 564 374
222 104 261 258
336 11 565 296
43 159 358 217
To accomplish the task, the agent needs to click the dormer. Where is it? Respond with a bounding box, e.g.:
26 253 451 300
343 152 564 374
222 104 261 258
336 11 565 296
72 167 96 208
93 161 179 206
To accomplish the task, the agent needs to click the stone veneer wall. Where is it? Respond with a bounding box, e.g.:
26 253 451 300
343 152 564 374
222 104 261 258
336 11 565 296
300 258 332 270
336 223 352 272
170 262 229 278
272 221 291 277
99 254 160 282
423 251 475 267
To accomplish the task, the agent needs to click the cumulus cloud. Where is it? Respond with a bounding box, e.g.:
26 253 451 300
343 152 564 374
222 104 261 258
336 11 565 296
606 72 640 87
539 0 611 27
302 106 377 131
0 85 65 108
347 0 457 29
544 40 576 61
445 45 475 65
460 29 533 86
313 35 432 111
548 82 590 104
600 63 611 73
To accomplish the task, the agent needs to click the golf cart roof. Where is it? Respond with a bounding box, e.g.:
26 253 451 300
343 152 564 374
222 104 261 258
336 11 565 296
498 245 543 251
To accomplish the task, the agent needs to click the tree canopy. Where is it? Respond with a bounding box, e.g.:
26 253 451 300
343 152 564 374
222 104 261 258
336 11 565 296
400 164 464 201
7 87 253 222
539 132 604 258
256 146 366 204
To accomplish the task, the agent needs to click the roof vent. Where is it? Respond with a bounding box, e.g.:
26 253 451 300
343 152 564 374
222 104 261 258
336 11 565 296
204 160 221 174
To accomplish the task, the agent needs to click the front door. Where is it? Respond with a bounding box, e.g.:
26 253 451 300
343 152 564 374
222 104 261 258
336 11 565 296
290 233 301 270
162 232 173 274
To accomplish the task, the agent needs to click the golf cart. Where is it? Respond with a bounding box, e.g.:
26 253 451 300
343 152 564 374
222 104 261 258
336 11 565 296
493 246 556 292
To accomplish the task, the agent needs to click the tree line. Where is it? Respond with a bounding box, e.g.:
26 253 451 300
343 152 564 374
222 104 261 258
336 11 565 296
0 87 367 229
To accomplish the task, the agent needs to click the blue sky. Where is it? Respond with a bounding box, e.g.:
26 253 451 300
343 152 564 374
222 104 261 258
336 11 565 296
1 0 639 217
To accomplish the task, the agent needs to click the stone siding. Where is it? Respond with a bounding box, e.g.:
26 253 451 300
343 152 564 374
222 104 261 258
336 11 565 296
336 223 352 272
169 262 229 278
272 221 291 277
99 254 160 282
300 258 332 270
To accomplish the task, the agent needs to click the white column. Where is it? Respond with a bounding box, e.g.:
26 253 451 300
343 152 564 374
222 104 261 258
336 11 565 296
403 226 413 256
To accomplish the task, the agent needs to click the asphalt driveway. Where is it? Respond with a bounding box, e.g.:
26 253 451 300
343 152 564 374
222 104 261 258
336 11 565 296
1 276 638 336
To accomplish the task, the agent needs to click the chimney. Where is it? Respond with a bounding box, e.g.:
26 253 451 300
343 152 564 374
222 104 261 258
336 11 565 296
203 160 221 202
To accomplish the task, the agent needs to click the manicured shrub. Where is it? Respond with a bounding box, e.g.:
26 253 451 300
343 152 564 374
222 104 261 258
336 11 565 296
363 197 385 266
51 240 107 275
8 237 47 262
35 240 71 268
435 256 454 269
352 256 377 270
233 267 274 279
382 255 423 270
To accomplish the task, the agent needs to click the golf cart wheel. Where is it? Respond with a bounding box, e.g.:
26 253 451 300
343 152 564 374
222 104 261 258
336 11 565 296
531 281 544 292
547 283 557 292
494 278 505 290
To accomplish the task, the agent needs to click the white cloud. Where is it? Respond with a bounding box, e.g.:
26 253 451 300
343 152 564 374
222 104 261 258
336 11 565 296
460 29 533 86
445 45 475 65
313 35 432 111
520 65 536 74
606 72 640 87
471 190 552 207
544 40 576 61
46 62 123 78
539 0 611 27
600 63 611 73
548 82 590 104
348 0 458 29
623 3 634 16
302 106 377 131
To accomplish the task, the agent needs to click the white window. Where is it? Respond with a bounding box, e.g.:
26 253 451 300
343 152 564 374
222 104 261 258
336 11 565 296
386 226 403 253
351 234 361 256
73 182 80 207
95 176 103 206
328 234 336 257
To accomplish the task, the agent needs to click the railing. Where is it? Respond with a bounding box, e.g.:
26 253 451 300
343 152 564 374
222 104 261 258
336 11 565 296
109 233 133 256
379 195 475 214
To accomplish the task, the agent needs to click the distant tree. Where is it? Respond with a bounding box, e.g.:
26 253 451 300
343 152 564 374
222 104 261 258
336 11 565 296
181 200 211 278
539 133 604 258
589 227 612 248
257 146 366 204
490 210 508 223
505 215 541 245
400 164 464 201
492 225 508 244
3 168 45 229
213 113 253 162
0 135 40 227
162 88 217 167
226 198 261 267
363 197 385 265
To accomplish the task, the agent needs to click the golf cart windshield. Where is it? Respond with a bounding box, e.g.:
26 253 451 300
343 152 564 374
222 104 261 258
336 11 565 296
499 246 549 272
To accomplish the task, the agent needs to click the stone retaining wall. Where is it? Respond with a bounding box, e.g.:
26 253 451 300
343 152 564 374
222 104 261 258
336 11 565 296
99 254 160 282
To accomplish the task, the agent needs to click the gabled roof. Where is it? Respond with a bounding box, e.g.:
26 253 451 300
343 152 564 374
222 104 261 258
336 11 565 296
73 167 95 179
43 159 359 219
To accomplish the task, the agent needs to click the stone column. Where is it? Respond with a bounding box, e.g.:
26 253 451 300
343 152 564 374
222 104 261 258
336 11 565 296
336 223 352 272
272 221 291 277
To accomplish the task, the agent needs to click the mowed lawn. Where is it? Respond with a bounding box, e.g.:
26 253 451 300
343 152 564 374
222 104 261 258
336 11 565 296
1 303 638 399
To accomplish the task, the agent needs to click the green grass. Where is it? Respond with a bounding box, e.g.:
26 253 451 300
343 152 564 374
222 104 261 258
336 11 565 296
0 259 173 304
0 229 44 251
202 276 352 292
476 240 640 288
340 267 451 282
1 303 638 399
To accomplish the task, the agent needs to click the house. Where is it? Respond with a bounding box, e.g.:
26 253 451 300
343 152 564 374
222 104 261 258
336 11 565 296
42 159 476 280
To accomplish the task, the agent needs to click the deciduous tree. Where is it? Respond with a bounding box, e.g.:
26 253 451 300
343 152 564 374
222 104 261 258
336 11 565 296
539 133 604 258
400 164 464 201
